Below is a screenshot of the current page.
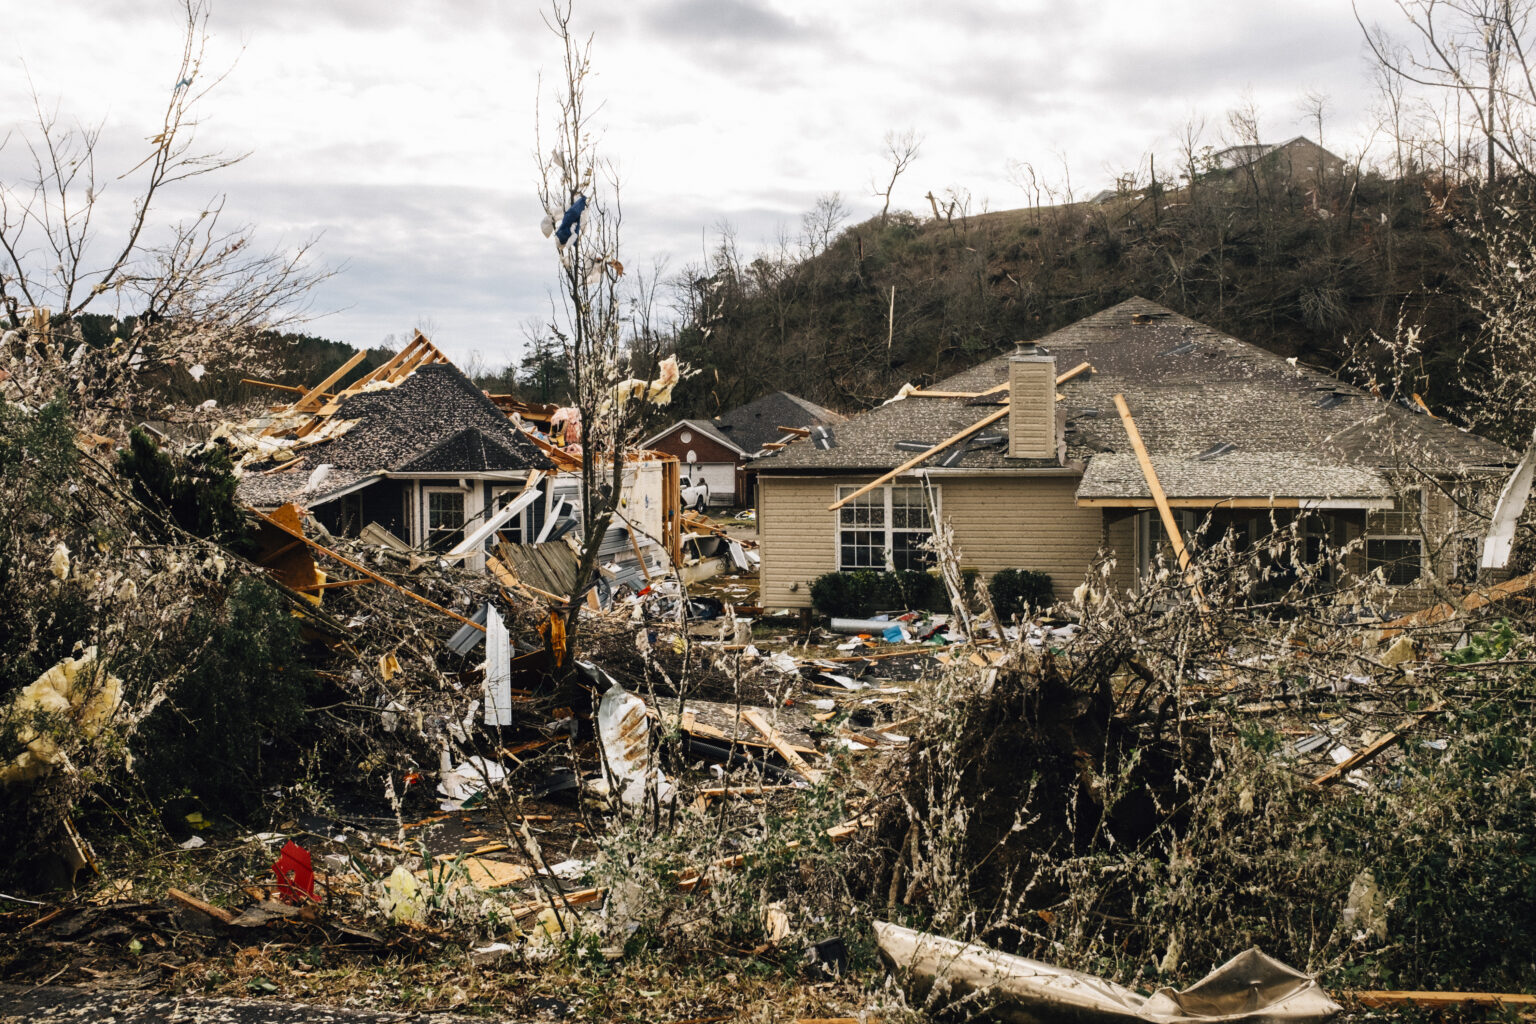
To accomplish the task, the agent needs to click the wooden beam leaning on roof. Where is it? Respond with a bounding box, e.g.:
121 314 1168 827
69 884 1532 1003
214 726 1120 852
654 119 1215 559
827 404 1012 512
291 349 367 412
1113 393 1198 590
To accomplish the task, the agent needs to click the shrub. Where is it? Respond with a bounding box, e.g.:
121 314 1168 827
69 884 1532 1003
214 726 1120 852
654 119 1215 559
810 569 947 618
131 577 317 816
987 568 1055 621
117 428 249 547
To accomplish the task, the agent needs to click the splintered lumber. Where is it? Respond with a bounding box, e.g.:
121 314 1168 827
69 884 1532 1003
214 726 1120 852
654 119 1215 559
828 405 1012 512
291 349 367 411
1310 700 1446 787
1055 360 1093 385
241 379 338 401
485 554 567 604
1350 991 1536 1009
1114 394 1190 574
912 362 1091 399
167 887 235 925
742 708 824 783
1380 570 1536 639
418 856 532 891
681 509 758 549
248 506 485 631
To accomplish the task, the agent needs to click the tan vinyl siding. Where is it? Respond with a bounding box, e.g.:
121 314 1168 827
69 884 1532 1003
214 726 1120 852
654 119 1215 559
758 476 839 609
758 473 1117 609
941 476 1112 598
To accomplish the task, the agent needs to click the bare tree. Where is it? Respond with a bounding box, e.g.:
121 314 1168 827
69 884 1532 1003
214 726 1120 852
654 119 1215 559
1359 0 1536 182
535 0 673 679
0 0 328 424
872 128 923 225
801 190 849 258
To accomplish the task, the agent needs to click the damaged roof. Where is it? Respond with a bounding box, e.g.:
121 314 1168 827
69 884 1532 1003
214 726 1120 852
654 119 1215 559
714 391 847 454
238 362 554 508
753 297 1515 501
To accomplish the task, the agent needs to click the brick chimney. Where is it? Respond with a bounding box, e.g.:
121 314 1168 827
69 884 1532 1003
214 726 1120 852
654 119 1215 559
1008 343 1057 460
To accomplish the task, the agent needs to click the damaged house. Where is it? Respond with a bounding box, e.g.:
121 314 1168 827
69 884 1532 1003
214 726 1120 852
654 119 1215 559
642 391 846 507
232 333 681 578
751 298 1516 609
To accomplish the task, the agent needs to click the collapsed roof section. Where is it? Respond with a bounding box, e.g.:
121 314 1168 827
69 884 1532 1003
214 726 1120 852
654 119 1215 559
231 332 554 509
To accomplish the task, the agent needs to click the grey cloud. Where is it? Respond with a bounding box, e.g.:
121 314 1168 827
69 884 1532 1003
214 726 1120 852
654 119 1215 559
642 0 804 44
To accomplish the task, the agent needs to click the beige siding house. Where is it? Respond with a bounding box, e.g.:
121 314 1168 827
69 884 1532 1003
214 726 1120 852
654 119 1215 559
752 299 1513 611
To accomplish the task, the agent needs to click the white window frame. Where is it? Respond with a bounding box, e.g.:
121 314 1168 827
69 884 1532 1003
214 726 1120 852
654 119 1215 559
1365 488 1424 586
835 483 938 572
422 486 467 551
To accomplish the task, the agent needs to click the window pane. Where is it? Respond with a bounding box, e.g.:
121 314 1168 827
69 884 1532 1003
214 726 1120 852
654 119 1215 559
1368 490 1421 535
891 531 933 571
839 530 884 569
839 490 884 528
1367 538 1421 586
427 492 465 551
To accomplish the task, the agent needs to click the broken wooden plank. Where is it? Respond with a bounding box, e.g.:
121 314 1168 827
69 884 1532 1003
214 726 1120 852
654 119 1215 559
1055 360 1093 385
248 506 485 631
1350 991 1536 1009
1114 394 1191 575
291 349 367 411
1311 700 1447 787
1380 570 1536 639
828 405 1012 512
742 708 823 783
167 887 235 925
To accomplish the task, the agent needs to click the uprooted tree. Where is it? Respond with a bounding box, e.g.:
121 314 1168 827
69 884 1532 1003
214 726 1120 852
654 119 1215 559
0 0 327 428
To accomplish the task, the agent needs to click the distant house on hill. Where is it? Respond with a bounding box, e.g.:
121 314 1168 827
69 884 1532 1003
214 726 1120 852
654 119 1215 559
749 298 1514 612
1210 136 1344 182
644 391 846 507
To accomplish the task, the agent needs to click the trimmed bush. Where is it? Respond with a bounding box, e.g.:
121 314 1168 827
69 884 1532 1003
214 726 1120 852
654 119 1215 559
988 568 1055 621
810 569 947 618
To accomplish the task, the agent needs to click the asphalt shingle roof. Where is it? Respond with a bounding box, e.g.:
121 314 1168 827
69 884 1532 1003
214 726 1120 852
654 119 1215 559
238 363 553 508
714 391 847 454
753 298 1515 500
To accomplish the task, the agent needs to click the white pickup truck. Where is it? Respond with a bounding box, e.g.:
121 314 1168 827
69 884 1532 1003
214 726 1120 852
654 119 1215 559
679 476 711 511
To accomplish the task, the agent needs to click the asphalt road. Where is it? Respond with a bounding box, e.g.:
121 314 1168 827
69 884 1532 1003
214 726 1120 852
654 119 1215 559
0 986 520 1023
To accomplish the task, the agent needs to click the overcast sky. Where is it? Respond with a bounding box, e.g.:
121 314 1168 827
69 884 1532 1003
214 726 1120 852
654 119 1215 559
3 0 1413 371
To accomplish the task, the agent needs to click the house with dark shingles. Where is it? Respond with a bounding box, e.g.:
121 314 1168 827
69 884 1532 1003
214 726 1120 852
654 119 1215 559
237 361 554 566
749 298 1515 610
643 391 845 506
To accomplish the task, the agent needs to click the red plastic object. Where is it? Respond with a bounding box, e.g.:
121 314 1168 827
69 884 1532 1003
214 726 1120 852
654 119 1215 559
272 840 317 904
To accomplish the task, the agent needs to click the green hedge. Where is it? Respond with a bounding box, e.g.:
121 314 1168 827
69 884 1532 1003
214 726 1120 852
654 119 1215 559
810 569 947 618
987 568 1055 621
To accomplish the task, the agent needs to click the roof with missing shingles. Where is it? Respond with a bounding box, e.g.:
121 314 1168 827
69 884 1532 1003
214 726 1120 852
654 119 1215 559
752 297 1514 500
714 391 847 454
237 363 553 508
